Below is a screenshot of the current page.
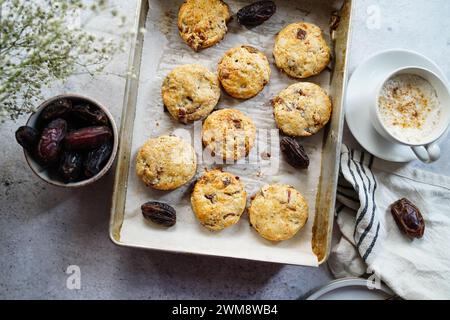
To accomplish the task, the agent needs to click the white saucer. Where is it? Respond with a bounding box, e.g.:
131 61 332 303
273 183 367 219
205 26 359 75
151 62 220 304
305 278 396 300
346 49 448 162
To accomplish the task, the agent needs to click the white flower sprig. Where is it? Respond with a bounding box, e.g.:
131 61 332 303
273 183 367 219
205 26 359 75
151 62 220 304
0 0 129 121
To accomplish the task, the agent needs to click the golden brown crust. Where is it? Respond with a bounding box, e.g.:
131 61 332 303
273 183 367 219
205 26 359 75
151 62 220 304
272 82 332 137
273 22 331 79
177 0 231 51
202 109 256 161
218 45 271 99
136 135 197 190
162 64 220 123
191 169 246 231
249 184 309 241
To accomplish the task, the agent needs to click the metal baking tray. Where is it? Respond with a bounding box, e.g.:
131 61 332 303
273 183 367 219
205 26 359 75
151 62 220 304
110 0 353 266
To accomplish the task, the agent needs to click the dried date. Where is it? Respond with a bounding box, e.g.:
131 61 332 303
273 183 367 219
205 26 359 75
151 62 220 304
59 152 83 182
15 126 39 153
40 98 72 122
72 104 109 126
222 177 231 186
65 126 112 151
390 198 425 239
141 201 176 227
204 194 216 203
38 118 67 163
297 28 307 40
280 136 309 169
84 142 113 178
237 1 276 27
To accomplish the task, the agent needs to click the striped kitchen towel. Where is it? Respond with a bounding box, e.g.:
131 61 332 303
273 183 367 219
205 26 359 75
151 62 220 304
328 144 450 299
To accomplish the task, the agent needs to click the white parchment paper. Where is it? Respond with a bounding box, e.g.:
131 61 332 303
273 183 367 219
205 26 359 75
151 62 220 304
120 0 341 266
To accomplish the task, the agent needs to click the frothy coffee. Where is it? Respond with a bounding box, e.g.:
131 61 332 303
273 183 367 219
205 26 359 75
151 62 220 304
378 74 441 144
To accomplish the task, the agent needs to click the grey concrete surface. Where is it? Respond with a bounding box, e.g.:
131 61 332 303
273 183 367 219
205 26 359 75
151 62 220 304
1 0 449 299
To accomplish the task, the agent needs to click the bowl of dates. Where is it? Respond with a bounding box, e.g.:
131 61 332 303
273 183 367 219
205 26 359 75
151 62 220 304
17 94 118 187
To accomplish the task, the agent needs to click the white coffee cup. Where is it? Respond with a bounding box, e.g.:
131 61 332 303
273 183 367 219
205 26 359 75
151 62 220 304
370 66 450 163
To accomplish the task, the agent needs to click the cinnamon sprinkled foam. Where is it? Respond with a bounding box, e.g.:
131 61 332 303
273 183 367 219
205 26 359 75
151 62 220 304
378 74 441 144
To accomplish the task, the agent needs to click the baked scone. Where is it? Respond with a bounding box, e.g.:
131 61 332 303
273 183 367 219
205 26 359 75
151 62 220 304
136 135 197 190
178 0 231 51
272 82 332 137
191 169 246 231
162 64 220 124
218 45 271 99
202 109 256 161
273 22 331 79
249 184 308 241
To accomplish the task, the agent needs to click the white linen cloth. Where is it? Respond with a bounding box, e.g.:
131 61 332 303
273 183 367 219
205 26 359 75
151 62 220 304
328 145 450 299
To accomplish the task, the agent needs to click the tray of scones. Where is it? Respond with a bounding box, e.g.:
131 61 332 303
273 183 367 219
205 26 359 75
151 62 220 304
110 0 353 266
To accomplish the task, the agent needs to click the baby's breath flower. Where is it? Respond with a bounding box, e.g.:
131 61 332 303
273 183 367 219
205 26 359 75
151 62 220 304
0 0 129 121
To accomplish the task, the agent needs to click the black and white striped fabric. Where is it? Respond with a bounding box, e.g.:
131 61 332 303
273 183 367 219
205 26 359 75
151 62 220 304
337 144 381 263
329 144 450 299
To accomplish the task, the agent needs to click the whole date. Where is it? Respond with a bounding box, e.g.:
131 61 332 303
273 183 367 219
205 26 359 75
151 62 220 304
15 126 40 153
141 201 176 227
72 104 109 126
59 151 83 182
65 126 112 151
280 136 309 169
390 198 425 239
237 1 276 27
37 118 67 163
84 142 113 178
40 98 72 122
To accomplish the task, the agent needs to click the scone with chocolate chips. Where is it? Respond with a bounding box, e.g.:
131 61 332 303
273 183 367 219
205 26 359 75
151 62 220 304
249 184 308 241
273 22 331 79
202 109 256 161
178 0 231 51
272 82 332 137
136 135 197 190
162 64 220 124
218 45 271 99
191 169 246 231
